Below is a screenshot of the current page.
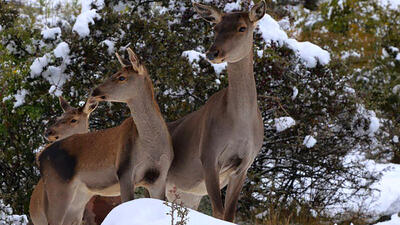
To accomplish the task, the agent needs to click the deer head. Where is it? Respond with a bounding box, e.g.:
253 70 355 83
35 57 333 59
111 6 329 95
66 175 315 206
91 48 150 103
193 1 266 63
45 96 98 142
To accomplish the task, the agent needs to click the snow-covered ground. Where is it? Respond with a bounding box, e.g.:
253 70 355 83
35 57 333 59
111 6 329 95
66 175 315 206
102 199 234 225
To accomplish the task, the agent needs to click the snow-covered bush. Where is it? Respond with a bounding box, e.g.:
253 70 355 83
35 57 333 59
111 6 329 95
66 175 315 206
0 0 398 224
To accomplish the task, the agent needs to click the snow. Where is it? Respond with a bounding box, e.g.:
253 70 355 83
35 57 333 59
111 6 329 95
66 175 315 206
182 50 227 74
368 115 380 136
223 1 241 12
370 163 400 216
303 135 317 148
30 54 50 77
257 14 330 68
53 42 70 60
72 0 105 38
0 199 28 224
102 198 234 225
275 116 296 132
393 135 399 143
374 214 400 225
292 86 298 100
379 0 400 10
341 50 361 59
393 85 400 95
41 27 61 40
101 40 116 55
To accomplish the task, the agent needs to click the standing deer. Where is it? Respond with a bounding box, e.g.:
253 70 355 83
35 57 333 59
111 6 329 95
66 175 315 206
30 96 98 225
38 48 173 225
166 1 266 221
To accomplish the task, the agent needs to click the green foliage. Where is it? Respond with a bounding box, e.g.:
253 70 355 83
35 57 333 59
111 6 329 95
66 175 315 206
0 1 397 224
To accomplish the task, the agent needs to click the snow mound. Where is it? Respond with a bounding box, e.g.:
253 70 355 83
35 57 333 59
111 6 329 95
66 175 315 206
102 198 234 225
258 14 330 68
374 214 400 225
275 116 296 132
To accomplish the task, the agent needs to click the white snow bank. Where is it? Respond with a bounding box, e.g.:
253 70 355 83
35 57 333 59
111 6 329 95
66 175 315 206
370 163 400 216
41 27 61 40
182 50 227 74
102 198 234 225
374 214 400 225
258 14 330 68
73 0 105 37
303 135 317 148
274 116 296 132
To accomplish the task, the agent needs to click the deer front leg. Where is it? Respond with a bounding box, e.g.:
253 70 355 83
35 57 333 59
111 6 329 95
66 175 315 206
44 180 76 225
118 169 135 202
223 169 247 222
202 161 224 219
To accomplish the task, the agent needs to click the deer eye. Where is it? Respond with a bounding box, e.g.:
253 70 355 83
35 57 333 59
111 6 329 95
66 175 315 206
118 76 126 81
70 119 77 123
238 27 246 32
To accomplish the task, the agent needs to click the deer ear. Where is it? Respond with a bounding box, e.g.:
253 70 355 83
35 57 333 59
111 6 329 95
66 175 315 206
82 99 98 114
59 96 73 112
115 52 127 67
249 0 266 22
127 48 144 74
193 3 222 24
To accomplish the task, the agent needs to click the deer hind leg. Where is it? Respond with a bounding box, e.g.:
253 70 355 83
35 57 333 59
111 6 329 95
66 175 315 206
202 160 224 219
223 169 248 222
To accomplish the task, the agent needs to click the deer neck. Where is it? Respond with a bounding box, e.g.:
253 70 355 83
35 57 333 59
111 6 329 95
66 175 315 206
226 49 258 114
126 90 169 149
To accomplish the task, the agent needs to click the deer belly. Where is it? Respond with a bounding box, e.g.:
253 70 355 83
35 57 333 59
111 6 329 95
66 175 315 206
79 169 120 196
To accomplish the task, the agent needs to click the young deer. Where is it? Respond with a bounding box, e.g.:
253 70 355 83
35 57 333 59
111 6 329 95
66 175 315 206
165 1 266 221
38 48 173 225
30 97 98 225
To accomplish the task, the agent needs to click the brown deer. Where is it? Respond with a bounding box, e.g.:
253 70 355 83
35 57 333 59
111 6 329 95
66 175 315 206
38 48 173 225
165 1 266 222
30 96 98 225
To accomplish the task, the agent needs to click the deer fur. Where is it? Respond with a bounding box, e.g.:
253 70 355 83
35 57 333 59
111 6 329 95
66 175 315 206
165 2 266 222
37 48 173 225
30 97 98 225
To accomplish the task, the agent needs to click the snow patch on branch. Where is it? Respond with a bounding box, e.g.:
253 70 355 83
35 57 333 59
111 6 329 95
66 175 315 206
275 116 296 132
258 14 331 68
73 0 105 38
303 135 317 148
41 27 61 40
182 50 227 74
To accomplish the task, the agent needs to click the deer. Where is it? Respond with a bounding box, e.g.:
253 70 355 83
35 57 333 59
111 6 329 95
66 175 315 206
165 1 266 222
30 96 98 225
38 48 173 225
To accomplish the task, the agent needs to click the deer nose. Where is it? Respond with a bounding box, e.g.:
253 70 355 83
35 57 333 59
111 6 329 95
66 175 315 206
206 50 220 61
